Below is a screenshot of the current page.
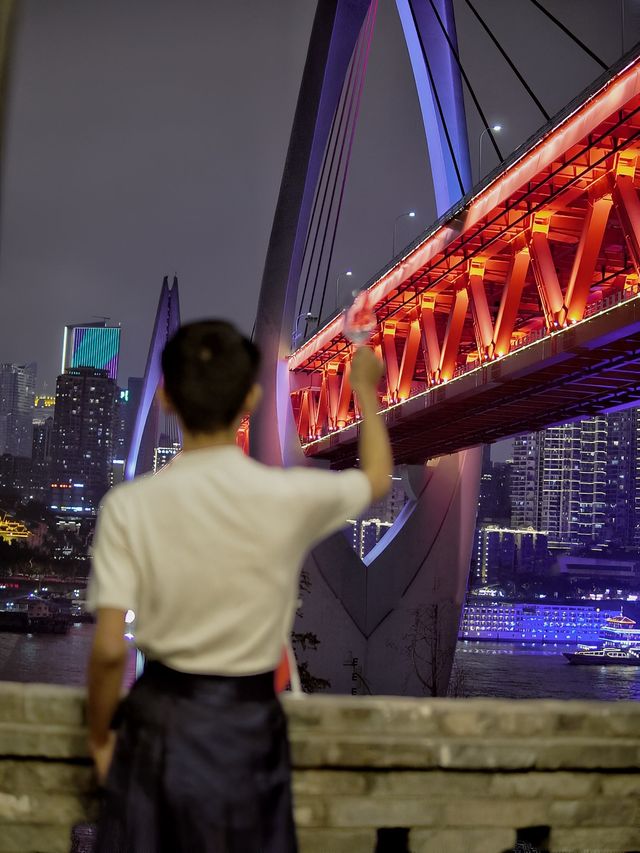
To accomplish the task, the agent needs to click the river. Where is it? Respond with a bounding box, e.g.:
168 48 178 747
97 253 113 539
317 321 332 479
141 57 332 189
0 625 638 700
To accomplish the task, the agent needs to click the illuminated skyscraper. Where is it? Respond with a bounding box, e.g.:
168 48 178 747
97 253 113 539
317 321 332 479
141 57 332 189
62 322 120 381
511 413 640 547
50 367 116 515
31 415 54 498
0 363 36 458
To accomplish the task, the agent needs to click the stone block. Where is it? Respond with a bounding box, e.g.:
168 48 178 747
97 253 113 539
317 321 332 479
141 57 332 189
285 694 441 737
0 724 88 760
297 828 376 853
442 797 550 828
290 733 440 769
410 827 516 853
0 762 94 794
598 772 640 797
0 792 96 825
366 770 490 798
549 797 639 827
0 684 24 724
326 795 439 828
489 771 598 799
292 796 327 828
535 738 640 770
550 826 640 852
23 685 85 728
0 822 71 853
292 770 367 797
436 740 538 770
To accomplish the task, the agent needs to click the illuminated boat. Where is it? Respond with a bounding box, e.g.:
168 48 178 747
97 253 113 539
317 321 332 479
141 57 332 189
563 614 640 665
563 646 640 666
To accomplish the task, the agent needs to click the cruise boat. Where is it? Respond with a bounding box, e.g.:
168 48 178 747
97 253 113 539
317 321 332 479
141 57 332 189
598 614 640 648
563 614 640 665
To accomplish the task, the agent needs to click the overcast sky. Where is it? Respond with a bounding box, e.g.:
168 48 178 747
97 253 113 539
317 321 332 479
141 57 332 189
0 0 636 419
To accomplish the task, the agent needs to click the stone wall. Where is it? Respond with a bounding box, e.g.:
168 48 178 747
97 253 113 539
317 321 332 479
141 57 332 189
0 682 638 852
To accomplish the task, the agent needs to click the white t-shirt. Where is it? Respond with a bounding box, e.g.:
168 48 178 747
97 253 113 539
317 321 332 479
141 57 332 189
87 445 371 676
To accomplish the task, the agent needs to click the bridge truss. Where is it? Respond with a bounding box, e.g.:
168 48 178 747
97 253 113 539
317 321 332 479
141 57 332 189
289 50 640 465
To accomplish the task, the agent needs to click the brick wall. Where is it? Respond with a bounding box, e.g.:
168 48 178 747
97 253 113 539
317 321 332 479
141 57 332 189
0 683 638 852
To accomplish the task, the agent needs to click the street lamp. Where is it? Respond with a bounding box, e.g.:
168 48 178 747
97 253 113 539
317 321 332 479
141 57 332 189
336 269 353 310
292 312 318 348
479 124 502 178
393 211 416 256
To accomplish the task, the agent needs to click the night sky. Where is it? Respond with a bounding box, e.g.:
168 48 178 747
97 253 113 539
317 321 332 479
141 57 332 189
0 0 637 405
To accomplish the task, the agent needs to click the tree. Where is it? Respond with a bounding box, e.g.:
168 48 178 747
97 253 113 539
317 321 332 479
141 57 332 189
290 568 331 693
401 603 466 697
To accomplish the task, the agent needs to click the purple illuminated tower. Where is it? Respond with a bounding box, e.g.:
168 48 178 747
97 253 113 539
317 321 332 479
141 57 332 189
251 0 481 696
125 276 181 480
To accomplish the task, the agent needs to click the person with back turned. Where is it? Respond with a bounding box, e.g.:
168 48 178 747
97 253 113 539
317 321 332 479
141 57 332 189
86 319 392 852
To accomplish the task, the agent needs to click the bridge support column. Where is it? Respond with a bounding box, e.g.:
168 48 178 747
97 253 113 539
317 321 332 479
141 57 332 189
296 446 482 695
252 0 482 697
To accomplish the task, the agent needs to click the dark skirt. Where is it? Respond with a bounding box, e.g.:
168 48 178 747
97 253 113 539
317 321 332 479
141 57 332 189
96 661 298 853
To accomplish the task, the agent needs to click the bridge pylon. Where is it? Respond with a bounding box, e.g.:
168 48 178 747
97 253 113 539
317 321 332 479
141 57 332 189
251 0 481 695
125 275 181 480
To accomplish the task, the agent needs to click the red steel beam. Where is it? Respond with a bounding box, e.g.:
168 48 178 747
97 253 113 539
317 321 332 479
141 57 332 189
493 248 531 357
528 213 566 329
419 294 441 382
613 154 640 273
439 287 469 381
336 360 353 428
397 313 422 400
381 321 400 403
565 194 613 323
467 258 493 359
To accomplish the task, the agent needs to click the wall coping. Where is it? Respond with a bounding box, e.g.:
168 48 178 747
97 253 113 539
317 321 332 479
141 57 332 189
0 680 638 771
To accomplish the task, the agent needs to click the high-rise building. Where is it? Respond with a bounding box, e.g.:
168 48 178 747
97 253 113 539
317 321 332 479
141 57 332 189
31 415 54 500
62 322 120 381
471 526 550 587
0 453 32 497
50 367 116 515
604 408 638 547
347 517 394 559
0 363 36 458
511 409 640 548
478 445 512 525
511 432 542 531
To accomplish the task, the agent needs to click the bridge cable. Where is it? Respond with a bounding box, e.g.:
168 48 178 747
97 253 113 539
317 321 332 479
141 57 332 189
314 0 378 328
296 62 353 324
406 1 466 199
298 2 371 334
302 5 368 330
425 0 503 162
462 0 550 121
525 0 608 70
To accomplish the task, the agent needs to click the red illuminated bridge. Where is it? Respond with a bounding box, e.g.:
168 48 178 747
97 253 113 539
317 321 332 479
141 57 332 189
273 51 640 468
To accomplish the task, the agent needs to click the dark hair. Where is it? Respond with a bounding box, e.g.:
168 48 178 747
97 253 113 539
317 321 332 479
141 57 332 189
161 320 260 432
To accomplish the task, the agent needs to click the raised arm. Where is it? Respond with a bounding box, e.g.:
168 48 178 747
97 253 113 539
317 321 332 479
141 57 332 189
350 347 393 501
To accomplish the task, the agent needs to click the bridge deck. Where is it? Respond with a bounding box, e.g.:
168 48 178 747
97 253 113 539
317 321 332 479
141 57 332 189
287 49 640 464
310 290 640 466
